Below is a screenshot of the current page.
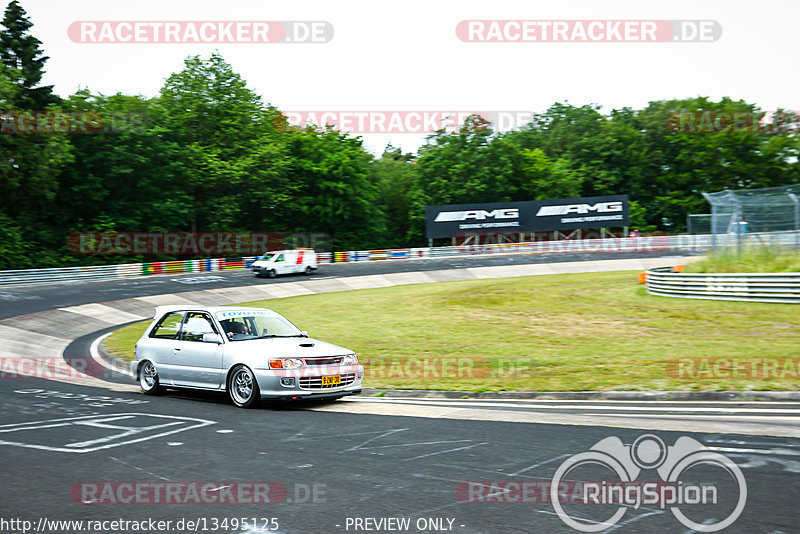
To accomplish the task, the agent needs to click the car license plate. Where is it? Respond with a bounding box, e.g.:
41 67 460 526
322 375 341 386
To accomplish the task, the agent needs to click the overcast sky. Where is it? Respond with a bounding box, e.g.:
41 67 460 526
20 0 800 155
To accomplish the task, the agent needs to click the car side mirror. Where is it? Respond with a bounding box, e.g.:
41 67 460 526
203 333 224 344
301 331 309 337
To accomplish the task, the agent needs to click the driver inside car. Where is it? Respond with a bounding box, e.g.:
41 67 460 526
221 319 249 339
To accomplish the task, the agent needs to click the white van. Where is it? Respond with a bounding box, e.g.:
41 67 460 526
251 249 317 278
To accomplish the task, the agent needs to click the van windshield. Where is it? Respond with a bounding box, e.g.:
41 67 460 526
259 252 280 261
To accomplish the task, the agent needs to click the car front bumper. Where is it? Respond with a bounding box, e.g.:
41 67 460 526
253 365 364 400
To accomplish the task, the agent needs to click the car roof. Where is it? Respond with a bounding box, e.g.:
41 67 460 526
152 305 273 319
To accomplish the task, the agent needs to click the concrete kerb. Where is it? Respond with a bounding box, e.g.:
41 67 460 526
94 332 134 378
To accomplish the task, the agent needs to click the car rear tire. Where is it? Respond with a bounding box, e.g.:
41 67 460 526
304 266 313 275
228 365 260 408
139 360 163 395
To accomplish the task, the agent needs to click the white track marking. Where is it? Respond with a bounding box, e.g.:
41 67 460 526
404 442 488 461
349 398 800 413
0 413 215 453
90 332 133 378
340 428 409 452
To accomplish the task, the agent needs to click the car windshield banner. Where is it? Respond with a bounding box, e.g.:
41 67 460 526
425 195 630 238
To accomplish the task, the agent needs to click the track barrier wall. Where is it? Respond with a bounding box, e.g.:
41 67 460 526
4 232 795 287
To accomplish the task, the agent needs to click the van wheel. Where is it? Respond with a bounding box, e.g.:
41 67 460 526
267 269 276 278
229 365 260 408
304 266 313 275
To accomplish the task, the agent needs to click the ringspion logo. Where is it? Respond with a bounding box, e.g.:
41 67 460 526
551 434 746 532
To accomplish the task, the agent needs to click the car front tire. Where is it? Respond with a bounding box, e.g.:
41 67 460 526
139 360 163 395
228 365 260 408
267 269 276 278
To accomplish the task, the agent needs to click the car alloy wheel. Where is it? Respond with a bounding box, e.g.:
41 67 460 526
229 365 260 408
139 361 162 395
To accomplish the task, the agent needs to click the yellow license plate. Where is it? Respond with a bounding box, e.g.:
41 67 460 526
322 375 341 386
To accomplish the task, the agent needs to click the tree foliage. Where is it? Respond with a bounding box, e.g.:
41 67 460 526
1 8 799 268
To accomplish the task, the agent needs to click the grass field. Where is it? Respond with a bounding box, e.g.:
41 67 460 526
106 271 800 392
685 246 800 273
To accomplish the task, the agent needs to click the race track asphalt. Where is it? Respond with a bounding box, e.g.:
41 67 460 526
1 251 798 533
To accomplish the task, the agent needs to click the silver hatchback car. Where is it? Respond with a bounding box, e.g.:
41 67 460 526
132 305 364 407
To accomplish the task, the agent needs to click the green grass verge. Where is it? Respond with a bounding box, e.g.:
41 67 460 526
104 321 149 362
685 247 800 273
104 271 800 391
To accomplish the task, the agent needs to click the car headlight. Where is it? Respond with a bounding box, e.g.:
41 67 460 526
269 358 304 369
342 354 358 366
284 358 304 369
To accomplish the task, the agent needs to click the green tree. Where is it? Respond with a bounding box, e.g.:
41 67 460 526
0 0 56 108
284 127 384 249
519 148 582 200
0 24 70 267
55 92 191 238
157 53 291 232
372 145 419 247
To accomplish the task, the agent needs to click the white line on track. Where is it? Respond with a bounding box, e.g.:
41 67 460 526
345 398 800 413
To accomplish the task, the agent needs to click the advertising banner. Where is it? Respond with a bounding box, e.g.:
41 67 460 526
425 196 630 238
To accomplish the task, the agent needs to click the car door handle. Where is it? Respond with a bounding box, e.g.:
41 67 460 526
173 347 181 353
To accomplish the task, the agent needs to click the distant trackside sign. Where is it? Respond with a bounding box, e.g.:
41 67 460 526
425 195 630 238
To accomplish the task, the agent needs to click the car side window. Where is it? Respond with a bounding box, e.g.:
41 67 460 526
275 254 284 262
150 312 184 339
180 312 218 343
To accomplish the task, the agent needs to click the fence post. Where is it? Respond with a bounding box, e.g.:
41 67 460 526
789 193 799 249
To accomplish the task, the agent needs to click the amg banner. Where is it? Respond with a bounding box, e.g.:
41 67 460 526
425 195 630 238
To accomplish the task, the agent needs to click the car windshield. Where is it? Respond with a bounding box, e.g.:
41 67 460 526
258 252 279 261
216 310 303 341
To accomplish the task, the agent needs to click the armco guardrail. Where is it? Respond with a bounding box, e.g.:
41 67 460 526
0 258 243 287
645 267 800 303
0 233 717 287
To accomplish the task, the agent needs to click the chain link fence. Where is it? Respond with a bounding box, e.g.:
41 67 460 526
702 184 800 250
686 213 712 235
